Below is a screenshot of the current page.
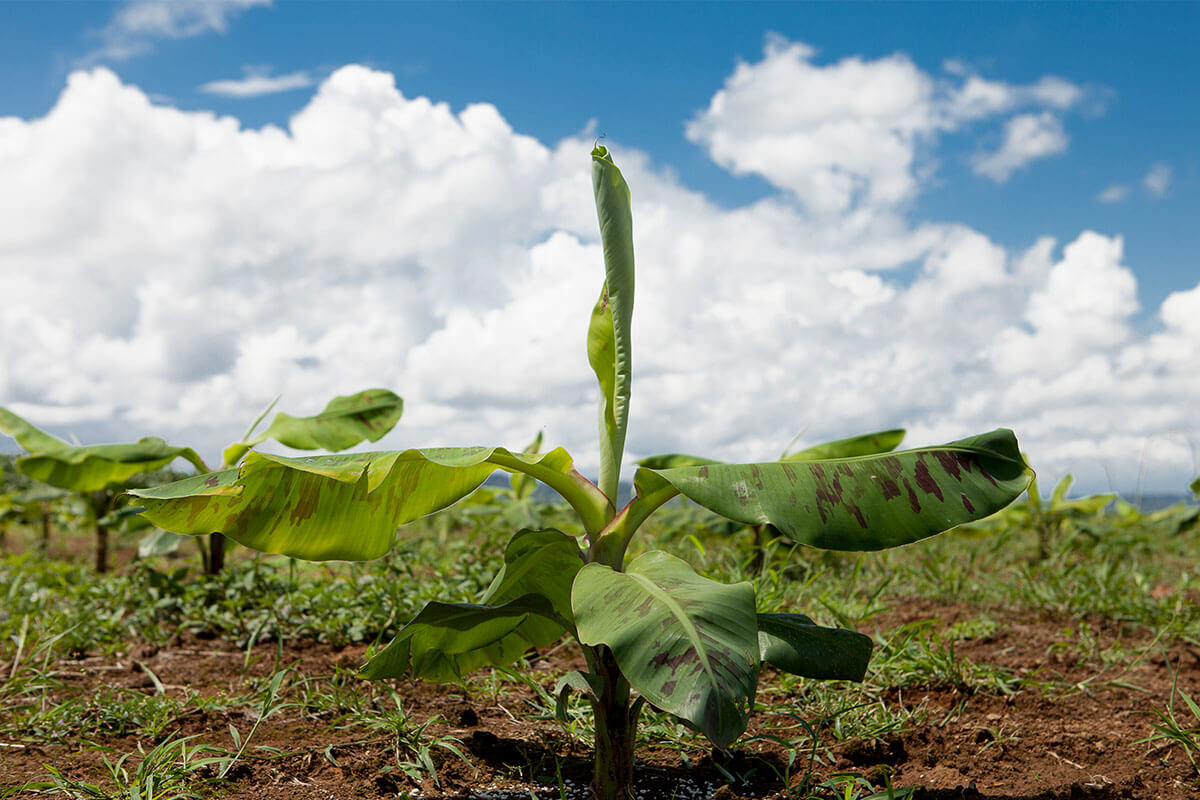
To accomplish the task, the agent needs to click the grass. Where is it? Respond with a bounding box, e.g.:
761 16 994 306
0 490 1197 796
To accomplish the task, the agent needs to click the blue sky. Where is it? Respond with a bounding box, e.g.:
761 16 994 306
4 2 1195 312
1 1 1198 493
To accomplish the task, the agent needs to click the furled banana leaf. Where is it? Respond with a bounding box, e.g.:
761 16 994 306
589 145 635 502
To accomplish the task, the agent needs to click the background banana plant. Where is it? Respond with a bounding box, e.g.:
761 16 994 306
0 485 70 554
128 146 1031 800
0 407 207 572
0 390 402 573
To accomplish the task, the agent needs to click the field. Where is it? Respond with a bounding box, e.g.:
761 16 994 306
1 492 1198 800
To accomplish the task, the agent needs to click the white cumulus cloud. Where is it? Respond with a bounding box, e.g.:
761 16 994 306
686 36 1084 215
0 64 1196 495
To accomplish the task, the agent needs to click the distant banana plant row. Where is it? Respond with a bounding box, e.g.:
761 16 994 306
0 389 402 572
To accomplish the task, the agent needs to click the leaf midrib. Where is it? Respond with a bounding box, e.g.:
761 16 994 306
625 570 721 698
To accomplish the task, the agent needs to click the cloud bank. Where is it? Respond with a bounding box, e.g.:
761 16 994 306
1 41 1197 495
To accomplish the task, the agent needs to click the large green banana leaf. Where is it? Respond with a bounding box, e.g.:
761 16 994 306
362 530 582 684
360 594 563 683
0 407 69 455
128 446 606 561
635 429 1029 551
0 407 206 492
573 550 758 749
588 145 635 502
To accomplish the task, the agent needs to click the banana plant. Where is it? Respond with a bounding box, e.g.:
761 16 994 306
961 469 1115 559
0 485 72 554
128 146 1030 799
0 407 208 572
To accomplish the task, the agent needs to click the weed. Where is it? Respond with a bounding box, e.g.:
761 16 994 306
342 688 471 788
1139 659 1200 779
15 736 225 800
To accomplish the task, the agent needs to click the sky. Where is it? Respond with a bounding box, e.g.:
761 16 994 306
0 1 1197 496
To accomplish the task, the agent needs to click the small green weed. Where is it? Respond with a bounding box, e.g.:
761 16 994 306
1139 661 1200 779
14 736 225 800
340 688 471 788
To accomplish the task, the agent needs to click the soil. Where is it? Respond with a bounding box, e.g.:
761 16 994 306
2 598 1198 799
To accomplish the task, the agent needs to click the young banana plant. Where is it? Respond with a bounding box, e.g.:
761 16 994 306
128 146 1031 799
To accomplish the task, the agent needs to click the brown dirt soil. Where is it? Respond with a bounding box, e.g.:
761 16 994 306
2 599 1198 799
